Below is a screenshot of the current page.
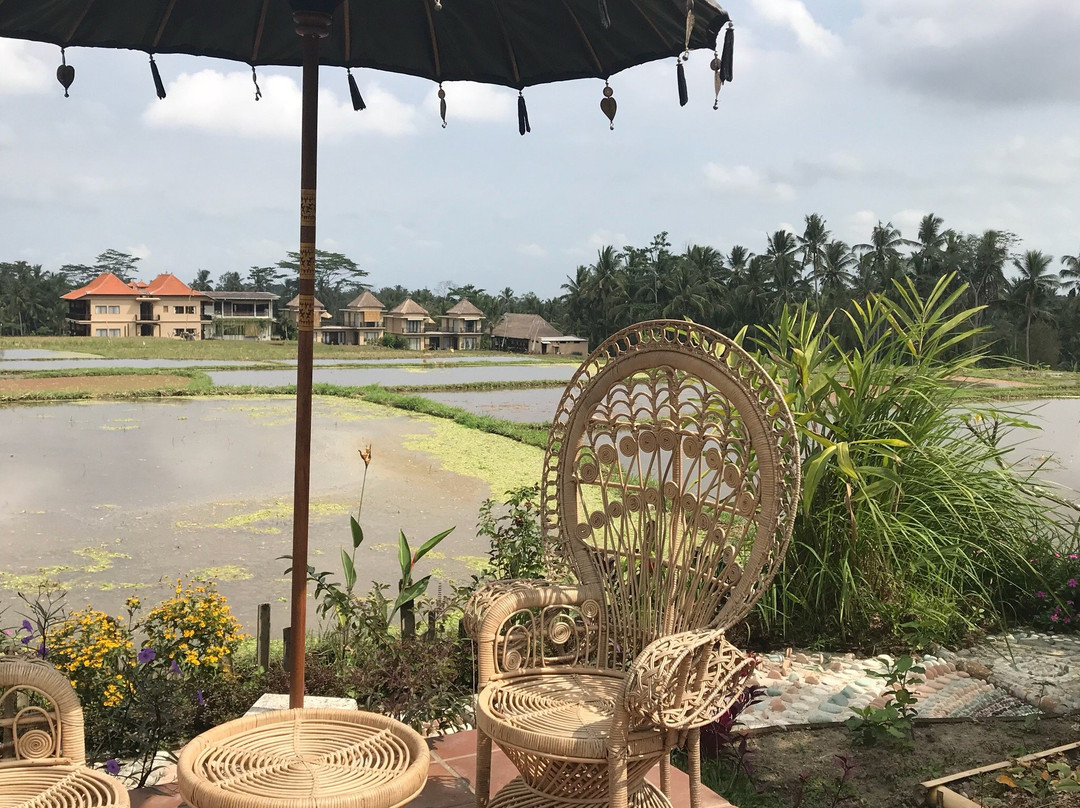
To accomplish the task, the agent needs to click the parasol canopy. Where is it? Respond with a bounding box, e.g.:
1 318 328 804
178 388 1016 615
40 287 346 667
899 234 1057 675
0 0 730 89
0 0 734 708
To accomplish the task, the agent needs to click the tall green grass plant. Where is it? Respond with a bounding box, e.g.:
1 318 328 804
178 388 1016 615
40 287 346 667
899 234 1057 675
751 276 1067 649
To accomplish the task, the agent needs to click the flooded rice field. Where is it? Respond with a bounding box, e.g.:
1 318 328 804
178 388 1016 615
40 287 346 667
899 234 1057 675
423 388 565 423
208 363 576 388
0 396 543 631
0 390 1077 635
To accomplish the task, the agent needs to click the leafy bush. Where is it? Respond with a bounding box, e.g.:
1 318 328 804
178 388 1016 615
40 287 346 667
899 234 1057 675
845 655 924 746
39 584 245 786
379 334 408 349
1029 539 1080 631
751 277 1067 649
475 484 545 581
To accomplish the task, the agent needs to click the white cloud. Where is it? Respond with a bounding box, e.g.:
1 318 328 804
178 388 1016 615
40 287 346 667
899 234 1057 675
0 40 50 95
423 82 516 124
586 230 628 250
853 1 1080 106
892 208 927 236
977 135 1080 187
518 243 547 258
750 0 842 57
704 163 796 200
142 70 418 139
126 244 152 260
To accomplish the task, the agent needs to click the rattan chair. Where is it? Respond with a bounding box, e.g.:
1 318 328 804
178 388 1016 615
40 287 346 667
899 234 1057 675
465 321 800 808
0 656 129 808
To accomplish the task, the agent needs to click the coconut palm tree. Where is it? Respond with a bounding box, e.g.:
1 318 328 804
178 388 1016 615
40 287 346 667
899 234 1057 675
1012 250 1059 363
855 221 917 286
914 213 946 293
765 229 805 313
818 240 856 309
1061 250 1080 294
798 213 830 301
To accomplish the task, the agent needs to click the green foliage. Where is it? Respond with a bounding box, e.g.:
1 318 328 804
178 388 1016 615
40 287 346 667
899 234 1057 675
845 655 924 746
994 755 1080 798
475 485 545 580
751 276 1066 649
393 526 455 635
0 261 69 335
10 583 245 786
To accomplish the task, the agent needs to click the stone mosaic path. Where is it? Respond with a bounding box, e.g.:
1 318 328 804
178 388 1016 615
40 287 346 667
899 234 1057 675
738 633 1078 731
936 631 1080 715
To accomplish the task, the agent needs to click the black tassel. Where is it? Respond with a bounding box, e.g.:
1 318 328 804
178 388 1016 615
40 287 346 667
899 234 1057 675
438 84 447 128
676 61 688 107
517 92 531 136
347 70 366 111
598 0 612 29
720 24 734 83
251 66 262 101
150 55 166 100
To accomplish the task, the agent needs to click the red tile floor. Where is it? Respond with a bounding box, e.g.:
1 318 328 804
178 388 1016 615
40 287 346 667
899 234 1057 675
129 729 735 808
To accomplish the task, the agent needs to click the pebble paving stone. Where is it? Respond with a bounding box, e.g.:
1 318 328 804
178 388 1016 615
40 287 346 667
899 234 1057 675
739 641 1044 731
935 631 1080 716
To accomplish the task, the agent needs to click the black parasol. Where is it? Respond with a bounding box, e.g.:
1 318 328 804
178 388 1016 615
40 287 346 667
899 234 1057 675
0 0 734 708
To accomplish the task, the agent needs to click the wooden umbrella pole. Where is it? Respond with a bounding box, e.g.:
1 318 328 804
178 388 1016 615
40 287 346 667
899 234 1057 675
289 9 332 709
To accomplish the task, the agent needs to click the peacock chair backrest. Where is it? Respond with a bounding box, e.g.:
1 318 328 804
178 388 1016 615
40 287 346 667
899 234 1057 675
541 321 800 668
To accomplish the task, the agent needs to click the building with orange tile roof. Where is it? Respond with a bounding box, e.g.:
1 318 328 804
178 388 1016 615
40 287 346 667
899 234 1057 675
62 272 208 338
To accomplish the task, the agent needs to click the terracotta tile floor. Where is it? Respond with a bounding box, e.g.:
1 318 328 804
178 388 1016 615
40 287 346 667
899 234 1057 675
129 729 735 808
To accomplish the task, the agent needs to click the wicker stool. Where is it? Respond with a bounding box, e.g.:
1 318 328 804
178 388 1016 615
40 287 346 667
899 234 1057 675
177 708 429 808
1 656 130 808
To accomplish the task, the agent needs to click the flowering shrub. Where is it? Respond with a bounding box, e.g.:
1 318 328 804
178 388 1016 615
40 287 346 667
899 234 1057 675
140 579 244 671
12 582 246 786
1032 550 1080 631
48 606 135 707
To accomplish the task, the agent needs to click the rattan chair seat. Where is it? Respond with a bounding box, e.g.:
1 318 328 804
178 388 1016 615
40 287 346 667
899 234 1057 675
178 708 429 808
477 671 665 762
0 763 129 808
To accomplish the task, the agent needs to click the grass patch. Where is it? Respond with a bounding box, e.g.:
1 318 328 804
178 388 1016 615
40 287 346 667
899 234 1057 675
401 417 545 497
0 335 522 362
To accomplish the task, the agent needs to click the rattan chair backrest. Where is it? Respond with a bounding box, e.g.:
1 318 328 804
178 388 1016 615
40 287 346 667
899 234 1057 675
542 321 800 666
0 656 86 765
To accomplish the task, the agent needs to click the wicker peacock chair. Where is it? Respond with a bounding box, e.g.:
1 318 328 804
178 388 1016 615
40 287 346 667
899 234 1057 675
465 320 801 808
0 656 129 807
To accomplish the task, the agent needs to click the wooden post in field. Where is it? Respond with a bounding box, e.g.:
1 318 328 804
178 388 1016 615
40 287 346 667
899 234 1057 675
256 603 271 671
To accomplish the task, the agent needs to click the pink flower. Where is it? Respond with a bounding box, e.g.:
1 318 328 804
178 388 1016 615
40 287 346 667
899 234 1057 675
1036 591 1048 599
1051 613 1060 622
1069 579 1078 589
1069 554 1078 560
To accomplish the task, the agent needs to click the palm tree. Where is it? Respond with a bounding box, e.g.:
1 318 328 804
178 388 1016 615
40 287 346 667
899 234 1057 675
818 240 856 308
661 257 714 320
190 269 213 291
914 213 946 293
798 213 830 301
764 230 805 312
1061 250 1080 294
1012 250 1059 363
855 221 917 287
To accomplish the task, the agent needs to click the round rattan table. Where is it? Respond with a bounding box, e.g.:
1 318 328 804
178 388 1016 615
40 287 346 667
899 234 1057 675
177 708 429 808
0 762 130 808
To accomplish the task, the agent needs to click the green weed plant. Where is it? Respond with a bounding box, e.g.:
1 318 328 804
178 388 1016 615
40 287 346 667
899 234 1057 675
751 276 1067 649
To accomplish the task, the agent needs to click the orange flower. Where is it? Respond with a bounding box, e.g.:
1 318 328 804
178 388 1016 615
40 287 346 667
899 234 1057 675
359 445 372 467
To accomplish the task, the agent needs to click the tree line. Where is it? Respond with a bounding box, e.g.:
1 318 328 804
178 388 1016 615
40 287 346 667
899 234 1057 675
561 215 1080 367
4 216 1078 368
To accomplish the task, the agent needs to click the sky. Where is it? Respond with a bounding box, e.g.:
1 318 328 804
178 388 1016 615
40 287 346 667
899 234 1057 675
1 0 1078 300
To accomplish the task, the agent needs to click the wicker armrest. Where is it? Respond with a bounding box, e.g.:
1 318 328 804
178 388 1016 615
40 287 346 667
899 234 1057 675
465 580 601 685
622 628 755 731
